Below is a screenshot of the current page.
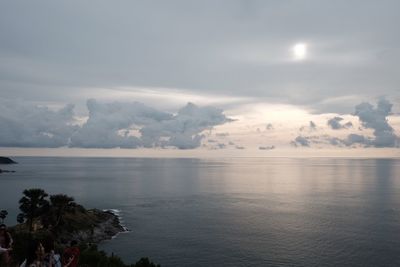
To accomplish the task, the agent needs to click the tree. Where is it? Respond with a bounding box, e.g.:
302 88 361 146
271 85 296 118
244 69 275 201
0 210 8 223
49 194 76 230
16 213 25 224
18 188 49 232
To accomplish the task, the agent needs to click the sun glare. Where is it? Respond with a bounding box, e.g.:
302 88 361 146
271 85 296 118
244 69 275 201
292 43 307 60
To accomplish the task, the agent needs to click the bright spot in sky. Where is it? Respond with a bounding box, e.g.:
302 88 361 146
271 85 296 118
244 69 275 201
292 43 307 60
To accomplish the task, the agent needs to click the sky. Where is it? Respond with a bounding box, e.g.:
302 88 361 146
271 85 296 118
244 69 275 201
0 0 399 157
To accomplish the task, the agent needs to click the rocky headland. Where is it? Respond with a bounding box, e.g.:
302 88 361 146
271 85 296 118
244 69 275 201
57 208 126 244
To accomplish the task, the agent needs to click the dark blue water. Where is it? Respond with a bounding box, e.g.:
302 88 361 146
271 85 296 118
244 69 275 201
1 157 400 266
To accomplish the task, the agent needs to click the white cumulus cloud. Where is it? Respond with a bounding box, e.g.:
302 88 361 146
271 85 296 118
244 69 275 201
0 99 231 149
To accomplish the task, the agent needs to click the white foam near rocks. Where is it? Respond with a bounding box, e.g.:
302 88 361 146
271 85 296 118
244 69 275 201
103 209 130 233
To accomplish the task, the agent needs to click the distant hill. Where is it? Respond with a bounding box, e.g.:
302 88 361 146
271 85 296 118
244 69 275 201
0 156 17 164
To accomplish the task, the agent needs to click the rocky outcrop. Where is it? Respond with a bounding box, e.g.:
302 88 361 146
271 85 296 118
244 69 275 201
57 209 126 245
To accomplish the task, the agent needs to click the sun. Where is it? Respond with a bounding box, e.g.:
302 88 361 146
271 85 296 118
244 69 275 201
292 43 307 60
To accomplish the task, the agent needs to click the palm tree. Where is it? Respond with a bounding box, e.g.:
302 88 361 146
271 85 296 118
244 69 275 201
0 210 8 223
49 194 76 230
19 188 49 232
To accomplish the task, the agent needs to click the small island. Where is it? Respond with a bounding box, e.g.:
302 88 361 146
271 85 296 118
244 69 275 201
0 157 17 164
2 188 160 267
0 157 17 174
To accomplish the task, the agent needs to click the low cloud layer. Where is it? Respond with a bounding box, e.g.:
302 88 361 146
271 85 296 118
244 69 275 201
0 99 231 149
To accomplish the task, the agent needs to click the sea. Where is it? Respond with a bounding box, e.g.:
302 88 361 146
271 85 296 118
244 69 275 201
1 157 400 267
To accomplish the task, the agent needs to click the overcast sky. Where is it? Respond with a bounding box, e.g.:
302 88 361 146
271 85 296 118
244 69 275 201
0 0 399 154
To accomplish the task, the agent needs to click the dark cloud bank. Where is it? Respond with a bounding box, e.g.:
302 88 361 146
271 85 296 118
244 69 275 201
0 99 231 149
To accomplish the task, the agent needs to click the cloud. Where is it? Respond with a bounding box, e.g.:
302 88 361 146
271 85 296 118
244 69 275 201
301 98 399 148
217 143 226 149
139 102 232 149
349 98 399 147
327 116 353 130
70 99 171 148
327 136 344 146
292 136 310 147
322 134 368 147
0 99 77 147
259 145 275 150
300 121 317 132
0 99 231 149
327 117 343 129
344 134 369 146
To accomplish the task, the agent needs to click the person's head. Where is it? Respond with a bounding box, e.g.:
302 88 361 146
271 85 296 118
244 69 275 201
70 240 78 247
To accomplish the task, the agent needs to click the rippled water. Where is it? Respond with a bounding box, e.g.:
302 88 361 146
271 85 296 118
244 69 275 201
1 157 400 266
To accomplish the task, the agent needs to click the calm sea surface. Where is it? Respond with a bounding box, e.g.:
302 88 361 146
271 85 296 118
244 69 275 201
1 157 400 266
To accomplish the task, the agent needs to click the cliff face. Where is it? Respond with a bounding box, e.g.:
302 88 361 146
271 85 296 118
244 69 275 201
0 157 17 164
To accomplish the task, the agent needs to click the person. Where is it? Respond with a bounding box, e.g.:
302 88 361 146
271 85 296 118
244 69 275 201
0 224 13 266
63 240 80 267
42 237 62 267
42 249 61 267
35 241 45 264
